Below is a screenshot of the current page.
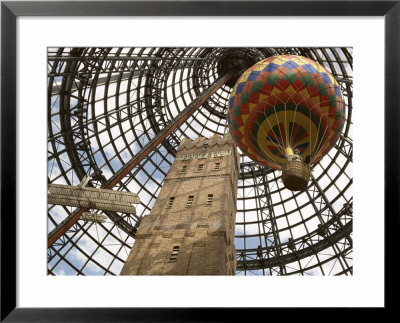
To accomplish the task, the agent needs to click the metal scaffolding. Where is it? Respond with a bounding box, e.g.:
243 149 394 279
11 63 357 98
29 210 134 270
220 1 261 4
48 47 353 276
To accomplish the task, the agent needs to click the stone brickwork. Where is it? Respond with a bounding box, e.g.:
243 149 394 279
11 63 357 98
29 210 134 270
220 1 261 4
120 134 240 275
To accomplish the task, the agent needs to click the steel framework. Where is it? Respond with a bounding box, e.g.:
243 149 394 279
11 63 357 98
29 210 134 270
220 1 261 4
47 47 353 276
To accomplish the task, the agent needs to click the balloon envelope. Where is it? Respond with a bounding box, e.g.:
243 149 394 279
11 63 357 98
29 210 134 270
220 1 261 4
227 55 346 170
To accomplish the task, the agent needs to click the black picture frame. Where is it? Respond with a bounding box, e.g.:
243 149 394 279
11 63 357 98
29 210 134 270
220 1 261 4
1 1 398 321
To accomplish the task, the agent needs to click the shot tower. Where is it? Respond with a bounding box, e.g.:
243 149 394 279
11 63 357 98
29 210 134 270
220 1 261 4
120 134 240 275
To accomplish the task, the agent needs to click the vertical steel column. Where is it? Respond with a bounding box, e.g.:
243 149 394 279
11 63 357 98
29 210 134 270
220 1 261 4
48 71 234 246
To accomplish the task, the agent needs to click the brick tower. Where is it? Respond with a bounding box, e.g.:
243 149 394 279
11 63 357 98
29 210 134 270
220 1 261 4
120 134 240 275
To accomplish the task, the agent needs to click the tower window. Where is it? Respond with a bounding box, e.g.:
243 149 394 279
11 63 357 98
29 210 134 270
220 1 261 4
167 197 175 208
214 162 221 170
197 164 204 172
186 195 194 207
206 194 213 206
180 165 187 173
170 246 179 262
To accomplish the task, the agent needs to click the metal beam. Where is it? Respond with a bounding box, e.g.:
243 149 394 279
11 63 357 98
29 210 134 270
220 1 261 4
48 56 207 62
51 70 140 95
310 174 353 246
48 71 234 246
236 220 352 270
237 200 352 271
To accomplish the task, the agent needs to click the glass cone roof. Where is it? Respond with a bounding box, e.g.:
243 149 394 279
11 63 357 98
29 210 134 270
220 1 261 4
47 47 352 276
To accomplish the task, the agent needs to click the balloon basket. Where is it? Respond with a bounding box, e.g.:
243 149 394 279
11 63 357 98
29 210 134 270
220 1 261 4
282 160 310 191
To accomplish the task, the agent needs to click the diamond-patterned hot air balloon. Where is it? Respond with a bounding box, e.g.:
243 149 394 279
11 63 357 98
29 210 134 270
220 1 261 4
227 55 346 190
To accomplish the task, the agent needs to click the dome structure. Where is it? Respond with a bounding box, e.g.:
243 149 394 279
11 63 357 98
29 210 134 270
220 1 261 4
47 47 353 276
